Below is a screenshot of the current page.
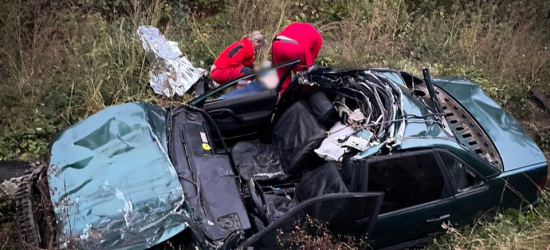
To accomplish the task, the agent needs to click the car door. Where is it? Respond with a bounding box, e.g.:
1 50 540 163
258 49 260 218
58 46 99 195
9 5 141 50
365 149 491 249
239 193 384 250
203 89 277 141
432 149 493 229
189 59 300 143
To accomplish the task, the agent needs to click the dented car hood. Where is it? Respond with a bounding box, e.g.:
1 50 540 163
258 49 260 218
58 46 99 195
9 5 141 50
48 102 187 249
434 77 546 171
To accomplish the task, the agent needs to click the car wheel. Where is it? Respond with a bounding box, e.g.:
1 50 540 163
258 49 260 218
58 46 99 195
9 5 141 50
15 161 57 249
15 163 42 247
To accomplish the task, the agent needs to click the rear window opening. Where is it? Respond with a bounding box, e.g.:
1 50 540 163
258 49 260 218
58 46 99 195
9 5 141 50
439 152 485 192
400 71 424 90
367 152 448 213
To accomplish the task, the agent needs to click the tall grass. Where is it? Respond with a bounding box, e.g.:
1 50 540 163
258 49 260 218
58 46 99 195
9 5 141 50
428 191 550 249
0 0 178 160
1 1 550 248
1 0 549 157
183 0 550 104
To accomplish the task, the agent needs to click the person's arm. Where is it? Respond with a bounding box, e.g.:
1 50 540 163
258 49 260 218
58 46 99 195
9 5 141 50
310 33 322 64
304 29 322 69
243 52 255 69
229 42 254 68
303 49 313 70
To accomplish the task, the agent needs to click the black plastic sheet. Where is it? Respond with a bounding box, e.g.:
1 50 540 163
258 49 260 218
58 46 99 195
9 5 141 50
272 101 326 174
232 101 326 181
264 194 297 223
240 193 383 249
295 161 349 202
308 91 335 128
231 141 284 181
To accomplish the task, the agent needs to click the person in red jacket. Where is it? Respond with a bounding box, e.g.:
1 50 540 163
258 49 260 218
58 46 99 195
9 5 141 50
271 23 322 94
211 31 266 85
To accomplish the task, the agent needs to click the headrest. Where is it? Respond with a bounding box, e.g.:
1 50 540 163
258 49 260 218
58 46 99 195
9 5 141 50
308 91 334 125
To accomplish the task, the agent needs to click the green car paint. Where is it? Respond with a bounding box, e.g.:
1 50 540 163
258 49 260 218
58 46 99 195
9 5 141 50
376 71 450 139
358 72 547 249
399 86 448 139
434 77 546 171
375 71 546 171
48 102 187 249
43 68 547 250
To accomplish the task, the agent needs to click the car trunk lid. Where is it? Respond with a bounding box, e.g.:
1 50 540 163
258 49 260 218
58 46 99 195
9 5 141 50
434 77 546 171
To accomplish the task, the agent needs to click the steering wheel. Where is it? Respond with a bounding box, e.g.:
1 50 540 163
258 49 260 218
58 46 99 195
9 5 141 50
247 178 268 223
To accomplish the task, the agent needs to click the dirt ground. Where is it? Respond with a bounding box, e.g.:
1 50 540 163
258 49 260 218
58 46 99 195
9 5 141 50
0 222 19 250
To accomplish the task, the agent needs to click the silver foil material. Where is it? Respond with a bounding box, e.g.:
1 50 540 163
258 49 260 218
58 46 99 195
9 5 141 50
137 26 205 97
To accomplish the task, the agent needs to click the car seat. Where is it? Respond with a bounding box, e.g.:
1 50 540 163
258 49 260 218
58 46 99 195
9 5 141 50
231 93 332 181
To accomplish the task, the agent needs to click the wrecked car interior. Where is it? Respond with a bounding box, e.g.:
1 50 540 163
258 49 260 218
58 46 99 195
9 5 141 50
163 63 501 249
167 64 409 248
15 60 547 250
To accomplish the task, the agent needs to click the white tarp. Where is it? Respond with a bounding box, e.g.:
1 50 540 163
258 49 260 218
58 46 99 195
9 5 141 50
137 26 205 97
315 110 375 161
314 122 356 161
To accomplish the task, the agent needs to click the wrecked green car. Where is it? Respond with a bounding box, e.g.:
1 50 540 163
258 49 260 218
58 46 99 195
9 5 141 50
16 62 547 249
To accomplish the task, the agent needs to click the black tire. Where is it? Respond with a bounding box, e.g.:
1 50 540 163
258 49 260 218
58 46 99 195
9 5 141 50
15 161 56 249
15 163 43 247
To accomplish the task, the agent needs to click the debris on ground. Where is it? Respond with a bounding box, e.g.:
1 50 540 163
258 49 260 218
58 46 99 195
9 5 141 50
0 177 21 200
529 88 549 111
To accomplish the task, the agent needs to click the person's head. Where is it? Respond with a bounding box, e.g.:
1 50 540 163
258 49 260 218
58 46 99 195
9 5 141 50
245 31 266 51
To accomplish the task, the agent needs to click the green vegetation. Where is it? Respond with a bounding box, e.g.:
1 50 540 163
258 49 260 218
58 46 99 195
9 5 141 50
428 192 550 249
1 0 549 160
275 193 550 249
1 0 550 248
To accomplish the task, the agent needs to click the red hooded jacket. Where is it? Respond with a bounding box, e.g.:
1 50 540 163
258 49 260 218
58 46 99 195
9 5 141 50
276 23 322 68
213 38 255 69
